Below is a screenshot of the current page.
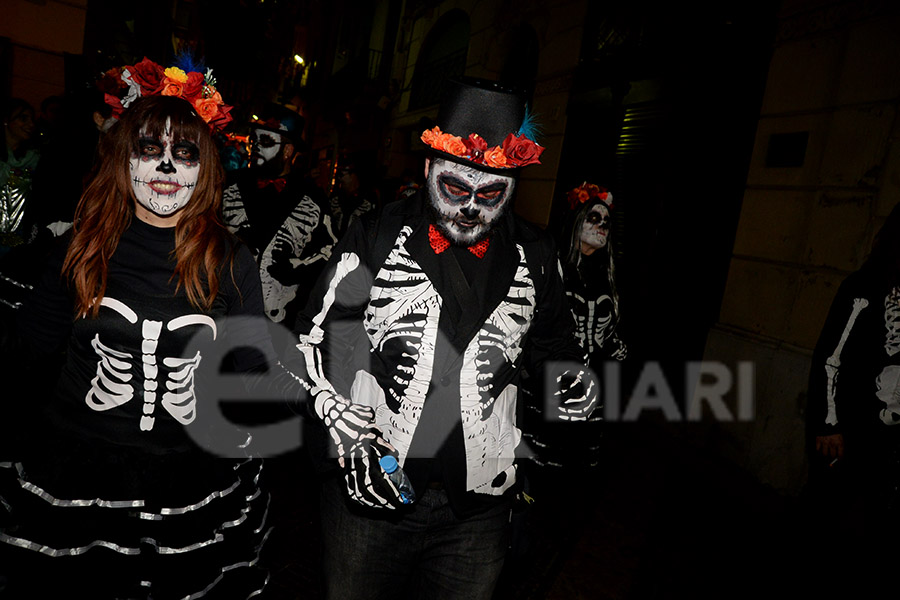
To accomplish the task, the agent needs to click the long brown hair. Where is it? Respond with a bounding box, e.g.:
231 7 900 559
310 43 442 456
63 95 231 317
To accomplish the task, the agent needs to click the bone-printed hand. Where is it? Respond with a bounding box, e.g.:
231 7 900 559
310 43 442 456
609 335 627 361
555 368 598 421
316 394 406 509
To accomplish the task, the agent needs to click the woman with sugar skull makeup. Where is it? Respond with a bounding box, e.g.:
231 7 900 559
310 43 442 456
524 183 625 475
562 183 626 367
0 58 302 599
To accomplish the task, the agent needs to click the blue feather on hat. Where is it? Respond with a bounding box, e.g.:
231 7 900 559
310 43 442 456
517 105 542 142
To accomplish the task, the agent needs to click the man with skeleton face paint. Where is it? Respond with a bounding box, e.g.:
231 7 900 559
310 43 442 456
222 103 336 326
292 77 599 599
425 157 516 247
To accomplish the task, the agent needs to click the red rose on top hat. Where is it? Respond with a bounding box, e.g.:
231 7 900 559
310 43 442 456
419 77 545 173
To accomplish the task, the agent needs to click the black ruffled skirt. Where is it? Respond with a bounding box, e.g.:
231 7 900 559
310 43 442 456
0 437 271 599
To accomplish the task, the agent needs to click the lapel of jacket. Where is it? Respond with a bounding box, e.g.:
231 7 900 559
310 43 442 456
403 214 521 367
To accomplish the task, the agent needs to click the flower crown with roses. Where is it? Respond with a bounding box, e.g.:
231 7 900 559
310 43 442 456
567 182 613 211
99 55 233 131
420 126 545 170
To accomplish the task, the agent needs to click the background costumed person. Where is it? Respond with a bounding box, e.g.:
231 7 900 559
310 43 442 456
526 182 626 473
562 182 626 366
222 103 336 328
0 57 303 599
291 77 598 599
805 202 900 590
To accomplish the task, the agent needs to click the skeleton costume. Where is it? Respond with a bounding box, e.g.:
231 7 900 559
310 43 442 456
526 185 624 472
295 78 596 599
0 221 275 599
0 63 288 599
808 265 900 511
222 105 336 326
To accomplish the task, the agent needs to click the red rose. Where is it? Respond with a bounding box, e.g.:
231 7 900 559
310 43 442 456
464 133 487 160
96 67 126 96
182 72 205 101
208 103 234 130
104 93 125 119
502 133 544 167
128 57 165 95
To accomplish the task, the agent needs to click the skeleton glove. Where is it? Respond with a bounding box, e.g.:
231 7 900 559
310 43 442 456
555 368 599 422
315 394 406 509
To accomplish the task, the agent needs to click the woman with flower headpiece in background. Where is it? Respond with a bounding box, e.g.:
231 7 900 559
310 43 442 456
525 183 625 475
0 58 299 599
562 182 626 369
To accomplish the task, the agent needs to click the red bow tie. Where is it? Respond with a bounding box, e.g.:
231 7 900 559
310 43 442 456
257 177 287 193
428 224 490 258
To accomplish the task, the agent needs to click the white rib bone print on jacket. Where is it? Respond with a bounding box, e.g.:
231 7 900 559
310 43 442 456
300 226 536 495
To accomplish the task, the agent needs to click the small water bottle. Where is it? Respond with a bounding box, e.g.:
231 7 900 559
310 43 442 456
379 455 416 504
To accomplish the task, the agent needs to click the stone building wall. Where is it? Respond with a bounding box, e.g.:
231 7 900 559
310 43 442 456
0 0 87 109
701 0 900 495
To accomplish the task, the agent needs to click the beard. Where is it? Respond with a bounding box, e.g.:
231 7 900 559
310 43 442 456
427 195 510 247
251 151 285 179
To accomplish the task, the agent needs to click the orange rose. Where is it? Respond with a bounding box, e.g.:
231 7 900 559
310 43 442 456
194 97 220 122
161 79 184 97
421 126 442 146
436 132 466 157
483 146 509 169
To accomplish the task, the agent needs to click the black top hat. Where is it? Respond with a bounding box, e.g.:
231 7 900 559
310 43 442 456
250 102 305 147
421 77 544 174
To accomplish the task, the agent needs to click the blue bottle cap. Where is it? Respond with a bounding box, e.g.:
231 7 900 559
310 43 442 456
379 455 399 474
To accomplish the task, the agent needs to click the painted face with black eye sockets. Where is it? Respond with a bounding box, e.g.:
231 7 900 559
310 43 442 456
250 128 284 168
426 158 516 246
580 202 610 253
129 118 200 217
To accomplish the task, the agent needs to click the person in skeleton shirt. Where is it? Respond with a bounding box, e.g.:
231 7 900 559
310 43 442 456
292 77 597 599
562 182 626 365
0 98 39 253
0 61 291 599
525 183 625 476
806 202 900 560
222 103 336 327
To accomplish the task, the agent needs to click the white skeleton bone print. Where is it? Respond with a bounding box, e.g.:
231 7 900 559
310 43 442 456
359 226 441 465
260 195 336 322
299 229 543 495
222 183 247 234
884 287 900 357
876 287 900 424
461 244 535 494
824 297 869 426
85 296 217 431
567 291 614 357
